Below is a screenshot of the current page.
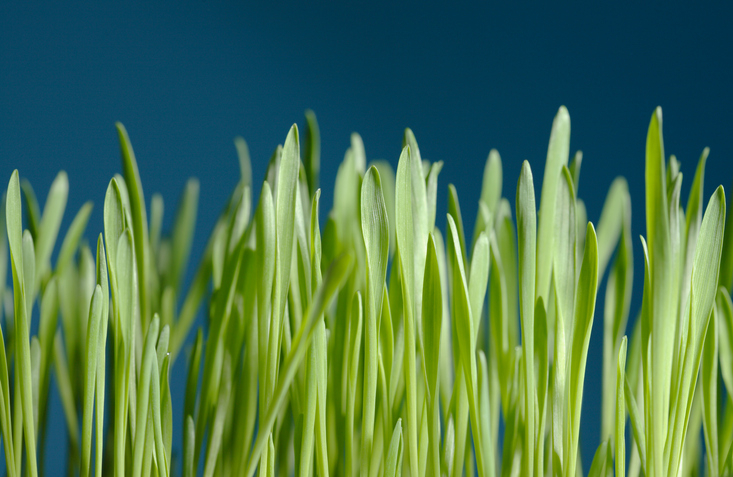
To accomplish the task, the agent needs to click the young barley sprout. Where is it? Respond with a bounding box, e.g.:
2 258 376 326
1 106 732 477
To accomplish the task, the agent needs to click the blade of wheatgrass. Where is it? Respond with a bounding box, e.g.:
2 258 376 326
534 297 548 477
203 353 232 477
37 278 58 445
666 186 726 475
299 329 318 477
234 136 253 195
568 151 582 192
313 320 330 477
345 292 363 477
184 329 203 440
167 178 199 293
718 288 733 401
6 171 39 477
596 177 631 279
395 144 419 476
601 184 633 442
384 419 403 477
114 228 136 477
93 234 109 477
587 439 613 477
81 285 104 477
271 123 300 369
54 330 80 463
116 122 150 329
244 253 352 477
425 161 444 234
551 274 567 477
402 129 430 317
615 336 628 477
472 149 502 248
360 165 390 475
468 233 489 345
255 181 276 470
553 166 576 344
550 166 575 477
447 184 468 272
422 234 442 477
183 415 195 477
719 176 733 291
0 284 15 476
643 107 674 477
448 213 486 477
370 160 396 258
30 336 40 443
132 315 160 477
536 106 571 305
516 160 537 477
701 304 718 477
159 354 172 469
488 235 511 416
19 178 40 239
304 109 321 198
566 223 599 477
478 351 496 477
34 171 68 292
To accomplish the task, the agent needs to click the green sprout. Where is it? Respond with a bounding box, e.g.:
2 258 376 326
0 106 732 477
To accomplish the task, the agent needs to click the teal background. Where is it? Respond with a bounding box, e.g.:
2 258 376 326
2 2 733 474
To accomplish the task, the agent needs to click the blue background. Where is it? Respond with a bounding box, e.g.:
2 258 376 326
2 2 733 474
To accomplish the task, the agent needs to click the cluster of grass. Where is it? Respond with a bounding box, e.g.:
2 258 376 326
0 106 732 477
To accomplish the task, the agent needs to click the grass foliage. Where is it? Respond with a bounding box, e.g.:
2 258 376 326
1 107 733 476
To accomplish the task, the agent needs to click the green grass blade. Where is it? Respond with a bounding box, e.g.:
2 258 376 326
615 337 627 477
168 178 199 293
303 109 321 198
81 285 103 477
596 177 630 279
425 161 444 234
667 185 726 475
472 149 502 248
644 107 674 477
371 160 396 258
422 234 442 477
395 144 419 476
20 178 41 240
385 419 403 477
587 439 612 477
6 171 39 477
554 166 576 345
361 165 390 474
516 160 537 476
536 106 571 304
132 315 160 477
34 171 68 290
702 302 718 477
566 223 599 477
116 122 151 328
203 353 231 477
56 201 93 276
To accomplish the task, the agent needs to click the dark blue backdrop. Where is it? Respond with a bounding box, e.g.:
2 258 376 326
2 2 732 475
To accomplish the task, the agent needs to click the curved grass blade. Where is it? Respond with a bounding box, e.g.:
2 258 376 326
536 106 571 304
516 160 537 476
360 166 390 475
566 223 599 477
615 337 627 477
385 419 403 477
116 122 151 327
34 171 68 291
